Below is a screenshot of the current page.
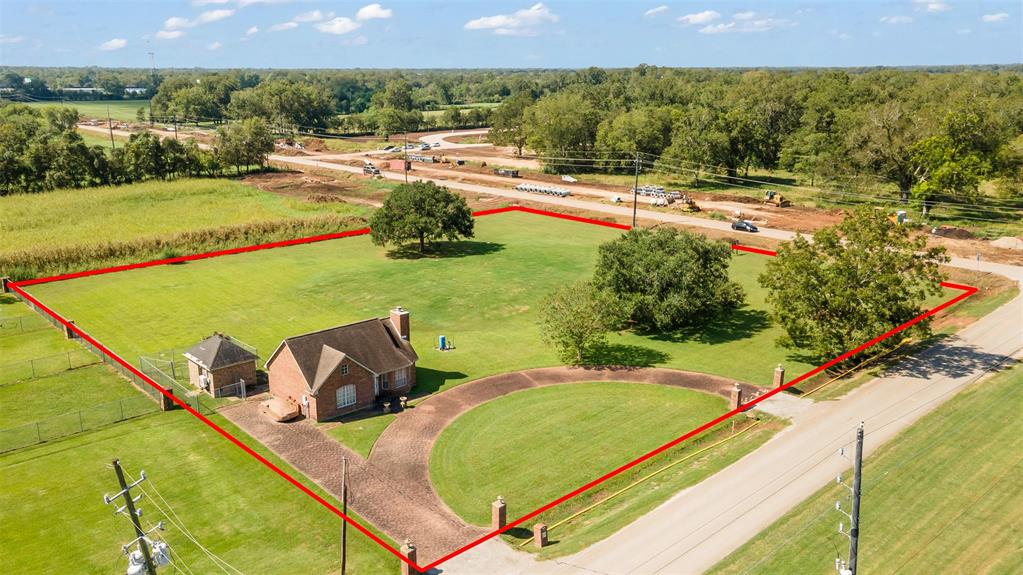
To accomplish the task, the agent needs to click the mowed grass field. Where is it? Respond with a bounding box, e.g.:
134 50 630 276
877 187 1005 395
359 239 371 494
0 411 396 574
709 362 1023 575
431 382 783 557
26 99 150 122
0 178 369 257
432 383 726 526
25 211 818 396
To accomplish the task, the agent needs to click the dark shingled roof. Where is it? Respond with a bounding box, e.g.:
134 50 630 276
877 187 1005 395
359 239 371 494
184 334 259 370
279 318 417 391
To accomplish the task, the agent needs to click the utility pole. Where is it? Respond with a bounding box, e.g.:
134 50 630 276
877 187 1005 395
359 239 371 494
107 105 116 150
105 458 157 575
632 152 640 229
403 126 409 184
834 422 864 575
147 50 156 126
848 422 863 574
340 456 349 575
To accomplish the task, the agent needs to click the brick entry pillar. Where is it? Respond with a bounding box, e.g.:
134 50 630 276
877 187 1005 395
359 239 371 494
1 276 10 293
492 496 507 530
159 386 176 411
400 539 418 575
774 364 786 389
63 320 77 339
730 383 743 411
533 523 549 549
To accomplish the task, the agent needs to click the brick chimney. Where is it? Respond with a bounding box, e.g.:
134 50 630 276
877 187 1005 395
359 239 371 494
390 307 410 340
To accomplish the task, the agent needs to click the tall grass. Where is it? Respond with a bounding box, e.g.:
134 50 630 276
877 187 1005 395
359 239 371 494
0 214 368 281
0 178 370 257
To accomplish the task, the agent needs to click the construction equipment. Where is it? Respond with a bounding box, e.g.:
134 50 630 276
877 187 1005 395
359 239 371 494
763 190 791 207
677 193 701 212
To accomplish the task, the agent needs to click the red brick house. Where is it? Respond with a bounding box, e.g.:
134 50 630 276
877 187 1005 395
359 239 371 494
265 308 417 422
183 334 259 397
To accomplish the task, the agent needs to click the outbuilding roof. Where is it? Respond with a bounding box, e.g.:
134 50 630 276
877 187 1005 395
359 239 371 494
184 334 259 371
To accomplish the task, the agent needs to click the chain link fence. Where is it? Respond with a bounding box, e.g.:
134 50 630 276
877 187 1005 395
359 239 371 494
0 349 100 385
0 394 159 453
139 355 216 415
0 314 52 338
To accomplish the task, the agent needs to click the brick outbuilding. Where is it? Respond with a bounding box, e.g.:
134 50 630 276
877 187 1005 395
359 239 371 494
265 308 418 422
183 333 259 397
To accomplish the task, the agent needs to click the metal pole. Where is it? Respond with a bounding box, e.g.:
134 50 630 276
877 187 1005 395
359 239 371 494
341 456 348 575
632 152 640 229
107 105 116 150
404 129 409 184
111 459 157 574
848 423 864 575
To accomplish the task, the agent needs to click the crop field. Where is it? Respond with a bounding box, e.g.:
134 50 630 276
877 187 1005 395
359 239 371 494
24 211 818 395
709 361 1023 575
0 178 370 258
25 99 150 122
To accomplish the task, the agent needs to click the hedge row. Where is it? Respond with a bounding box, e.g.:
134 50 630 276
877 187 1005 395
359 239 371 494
1 214 368 281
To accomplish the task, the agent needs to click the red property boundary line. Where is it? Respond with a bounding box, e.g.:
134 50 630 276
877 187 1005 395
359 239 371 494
8 206 976 572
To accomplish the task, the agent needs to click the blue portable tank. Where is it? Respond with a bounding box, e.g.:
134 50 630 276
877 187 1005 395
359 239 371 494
439 335 447 350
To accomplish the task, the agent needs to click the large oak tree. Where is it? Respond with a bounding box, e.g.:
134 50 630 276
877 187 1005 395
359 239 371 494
369 181 474 253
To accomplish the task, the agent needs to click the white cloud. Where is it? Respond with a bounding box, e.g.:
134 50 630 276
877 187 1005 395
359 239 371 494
699 17 792 34
98 38 127 51
644 5 668 18
164 16 191 30
880 15 913 24
678 10 720 25
0 34 25 44
294 9 332 23
196 8 235 24
315 17 361 35
464 3 559 36
246 25 259 35
356 3 393 21
155 30 185 39
913 0 950 13
208 41 222 50
733 11 755 20
269 21 299 31
981 12 1009 23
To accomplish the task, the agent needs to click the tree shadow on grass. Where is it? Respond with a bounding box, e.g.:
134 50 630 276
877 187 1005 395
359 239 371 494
0 294 16 306
413 366 469 396
646 307 771 345
585 343 670 368
385 241 505 260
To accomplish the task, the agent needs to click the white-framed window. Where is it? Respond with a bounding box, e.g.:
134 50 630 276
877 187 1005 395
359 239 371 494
380 373 390 390
335 384 356 409
395 368 407 389
340 363 349 376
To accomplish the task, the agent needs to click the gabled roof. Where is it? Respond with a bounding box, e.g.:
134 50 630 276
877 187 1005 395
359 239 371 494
267 318 418 392
184 334 259 371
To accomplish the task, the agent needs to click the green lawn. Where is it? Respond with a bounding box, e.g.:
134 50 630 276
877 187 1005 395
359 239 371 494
0 411 396 574
325 413 396 459
0 364 143 428
0 297 88 371
0 178 368 258
76 127 128 149
26 212 816 398
709 362 1023 575
26 99 150 122
431 382 783 557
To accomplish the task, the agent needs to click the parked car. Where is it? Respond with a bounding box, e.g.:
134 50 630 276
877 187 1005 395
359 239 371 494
419 143 431 150
382 145 395 152
432 142 441 148
731 220 759 233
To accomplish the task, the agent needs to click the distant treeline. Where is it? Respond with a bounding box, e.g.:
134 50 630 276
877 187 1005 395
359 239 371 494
0 104 275 194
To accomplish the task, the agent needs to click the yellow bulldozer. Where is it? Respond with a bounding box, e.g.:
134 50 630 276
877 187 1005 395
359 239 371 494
763 190 791 208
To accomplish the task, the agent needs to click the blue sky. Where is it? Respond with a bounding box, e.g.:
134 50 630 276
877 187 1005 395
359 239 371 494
0 1 1020 69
